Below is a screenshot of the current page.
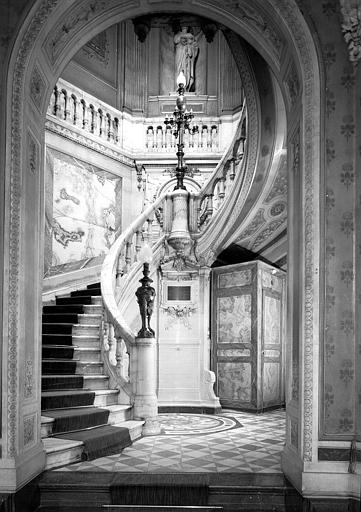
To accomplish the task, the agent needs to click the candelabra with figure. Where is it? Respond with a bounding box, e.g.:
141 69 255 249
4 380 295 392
164 71 196 191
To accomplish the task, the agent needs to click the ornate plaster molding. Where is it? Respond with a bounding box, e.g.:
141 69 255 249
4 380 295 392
218 0 284 60
45 119 134 167
271 1 318 462
7 0 60 458
340 1 361 63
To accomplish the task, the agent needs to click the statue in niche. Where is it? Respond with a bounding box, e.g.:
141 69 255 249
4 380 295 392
174 27 200 92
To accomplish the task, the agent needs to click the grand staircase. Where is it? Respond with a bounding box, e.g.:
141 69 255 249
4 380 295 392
41 283 142 469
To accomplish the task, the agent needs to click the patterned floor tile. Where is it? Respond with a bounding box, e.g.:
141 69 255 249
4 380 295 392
53 409 285 474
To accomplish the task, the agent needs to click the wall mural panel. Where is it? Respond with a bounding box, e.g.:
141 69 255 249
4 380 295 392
217 294 252 344
44 148 122 276
217 362 252 402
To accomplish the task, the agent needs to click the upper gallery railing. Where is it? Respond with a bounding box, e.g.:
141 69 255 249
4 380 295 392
47 78 230 154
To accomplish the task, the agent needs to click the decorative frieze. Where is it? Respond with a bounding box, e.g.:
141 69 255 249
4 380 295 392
24 360 34 400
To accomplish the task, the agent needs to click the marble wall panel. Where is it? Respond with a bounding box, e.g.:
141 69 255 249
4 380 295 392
44 147 122 276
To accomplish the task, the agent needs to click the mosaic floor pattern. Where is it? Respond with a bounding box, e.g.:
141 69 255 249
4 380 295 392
55 409 285 474
158 413 242 435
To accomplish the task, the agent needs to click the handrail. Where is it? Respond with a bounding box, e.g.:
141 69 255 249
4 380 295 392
101 194 167 347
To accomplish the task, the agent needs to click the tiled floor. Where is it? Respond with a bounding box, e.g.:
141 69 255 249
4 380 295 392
55 409 285 474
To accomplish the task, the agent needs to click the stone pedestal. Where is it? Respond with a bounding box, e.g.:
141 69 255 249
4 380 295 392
132 337 161 435
158 265 221 412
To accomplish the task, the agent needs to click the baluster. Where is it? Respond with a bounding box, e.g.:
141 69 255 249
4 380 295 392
201 125 207 148
113 118 119 143
218 177 226 203
115 338 124 374
135 230 142 260
108 323 117 366
156 126 162 151
106 114 113 141
147 215 154 244
89 105 95 133
165 126 172 150
229 158 236 181
53 86 61 117
207 126 212 148
103 321 110 351
211 125 218 150
162 125 166 149
116 249 125 286
153 126 157 150
196 125 201 149
62 89 70 121
98 109 104 138
146 126 153 149
59 90 66 120
69 94 76 125
125 240 132 273
79 99 86 130
206 194 214 222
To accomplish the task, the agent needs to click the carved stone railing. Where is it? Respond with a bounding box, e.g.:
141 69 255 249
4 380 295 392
100 99 247 401
48 79 121 146
47 79 234 155
145 122 219 153
100 196 167 399
195 99 247 231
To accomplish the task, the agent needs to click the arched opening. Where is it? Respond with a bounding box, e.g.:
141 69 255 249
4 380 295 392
1 0 324 498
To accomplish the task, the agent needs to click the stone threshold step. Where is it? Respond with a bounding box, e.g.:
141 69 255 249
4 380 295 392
41 405 132 438
43 419 143 470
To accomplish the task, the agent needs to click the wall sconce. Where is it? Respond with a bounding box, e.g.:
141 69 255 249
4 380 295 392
135 243 156 338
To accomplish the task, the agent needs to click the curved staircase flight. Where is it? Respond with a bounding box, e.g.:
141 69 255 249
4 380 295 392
41 283 143 469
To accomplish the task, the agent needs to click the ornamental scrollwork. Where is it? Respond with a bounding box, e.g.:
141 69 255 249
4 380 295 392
161 303 197 330
340 2 361 64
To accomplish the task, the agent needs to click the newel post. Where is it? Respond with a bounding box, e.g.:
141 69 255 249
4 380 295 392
133 243 161 435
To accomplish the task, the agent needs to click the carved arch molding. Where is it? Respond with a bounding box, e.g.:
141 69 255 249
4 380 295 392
5 0 321 464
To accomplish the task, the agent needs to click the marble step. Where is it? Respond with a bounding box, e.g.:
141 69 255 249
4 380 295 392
75 361 104 375
41 390 121 436
93 389 120 406
83 304 103 315
83 374 109 390
72 334 100 347
72 324 100 336
91 296 102 306
43 419 143 470
41 405 132 438
74 346 102 362
78 314 102 326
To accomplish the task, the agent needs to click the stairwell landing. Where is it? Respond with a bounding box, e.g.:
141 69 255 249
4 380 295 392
41 283 142 469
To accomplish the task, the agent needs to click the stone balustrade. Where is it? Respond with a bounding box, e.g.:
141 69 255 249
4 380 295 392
48 78 225 154
48 80 121 145
145 122 219 153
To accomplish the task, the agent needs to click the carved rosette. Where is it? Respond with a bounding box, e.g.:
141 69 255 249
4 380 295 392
30 65 47 111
